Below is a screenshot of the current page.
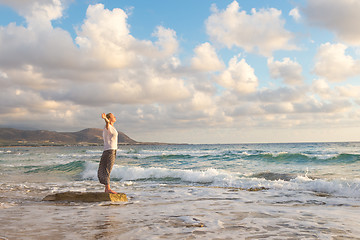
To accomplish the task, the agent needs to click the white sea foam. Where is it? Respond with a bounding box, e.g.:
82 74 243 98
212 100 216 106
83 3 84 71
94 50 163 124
116 148 223 159
268 151 289 157
57 153 100 159
81 162 360 198
0 150 12 154
82 162 234 184
290 176 360 197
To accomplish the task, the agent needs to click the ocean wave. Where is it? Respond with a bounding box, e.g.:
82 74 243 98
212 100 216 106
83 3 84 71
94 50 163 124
242 152 360 164
117 149 221 160
56 152 101 159
287 176 360 198
82 162 233 184
115 148 360 164
25 160 86 174
81 163 360 198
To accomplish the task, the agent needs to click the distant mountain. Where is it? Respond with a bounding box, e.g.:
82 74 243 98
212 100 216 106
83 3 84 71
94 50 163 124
0 128 138 146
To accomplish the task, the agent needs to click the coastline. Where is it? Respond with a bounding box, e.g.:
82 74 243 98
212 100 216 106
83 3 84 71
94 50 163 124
0 142 185 148
0 127 184 147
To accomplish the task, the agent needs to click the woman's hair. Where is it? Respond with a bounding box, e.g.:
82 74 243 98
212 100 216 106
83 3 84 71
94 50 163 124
105 113 112 130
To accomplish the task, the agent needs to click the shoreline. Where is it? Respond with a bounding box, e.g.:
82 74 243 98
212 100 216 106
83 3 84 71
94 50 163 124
2 140 360 148
0 142 186 148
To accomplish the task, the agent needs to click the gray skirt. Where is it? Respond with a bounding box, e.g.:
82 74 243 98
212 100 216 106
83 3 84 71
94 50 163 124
98 149 116 185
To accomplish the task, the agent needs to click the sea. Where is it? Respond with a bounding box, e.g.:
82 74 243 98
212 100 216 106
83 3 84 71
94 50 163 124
1 142 360 239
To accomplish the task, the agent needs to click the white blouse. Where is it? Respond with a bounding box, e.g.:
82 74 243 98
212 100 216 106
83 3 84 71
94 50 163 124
103 124 118 150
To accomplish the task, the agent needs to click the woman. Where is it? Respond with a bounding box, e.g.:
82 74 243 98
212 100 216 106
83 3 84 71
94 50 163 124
98 113 118 194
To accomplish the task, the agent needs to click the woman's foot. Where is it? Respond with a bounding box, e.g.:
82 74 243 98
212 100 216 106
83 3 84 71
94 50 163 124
105 189 117 194
105 185 117 194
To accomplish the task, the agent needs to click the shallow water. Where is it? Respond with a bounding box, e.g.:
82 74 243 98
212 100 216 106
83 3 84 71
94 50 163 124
1 143 360 239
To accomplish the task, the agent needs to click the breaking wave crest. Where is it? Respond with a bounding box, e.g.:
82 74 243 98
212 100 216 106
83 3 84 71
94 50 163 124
115 148 360 164
81 162 360 198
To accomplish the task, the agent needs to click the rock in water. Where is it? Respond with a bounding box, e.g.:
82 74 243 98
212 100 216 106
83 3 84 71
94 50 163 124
43 191 128 202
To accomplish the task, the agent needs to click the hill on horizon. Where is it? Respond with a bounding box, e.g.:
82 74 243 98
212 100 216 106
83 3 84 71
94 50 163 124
0 128 138 146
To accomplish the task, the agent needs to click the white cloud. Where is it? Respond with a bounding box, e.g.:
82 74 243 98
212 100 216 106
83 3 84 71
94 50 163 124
216 56 258 94
75 4 180 69
190 92 216 115
289 7 301 22
262 102 294 114
0 70 8 79
312 79 360 103
0 22 82 71
256 86 306 103
153 26 179 57
314 42 360 82
75 4 138 68
0 1 198 136
268 57 303 85
2 65 58 90
0 0 65 30
336 85 360 99
45 67 192 106
0 1 360 143
299 98 351 114
0 2 190 106
311 78 332 99
302 0 360 45
206 1 297 56
191 42 224 71
0 86 74 116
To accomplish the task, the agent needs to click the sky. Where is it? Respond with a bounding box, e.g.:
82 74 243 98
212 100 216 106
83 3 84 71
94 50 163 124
1 0 360 144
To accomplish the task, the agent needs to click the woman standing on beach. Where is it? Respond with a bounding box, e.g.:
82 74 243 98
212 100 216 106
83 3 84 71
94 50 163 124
98 113 118 194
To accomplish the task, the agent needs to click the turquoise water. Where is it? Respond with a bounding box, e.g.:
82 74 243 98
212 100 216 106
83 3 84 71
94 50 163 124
1 143 360 239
